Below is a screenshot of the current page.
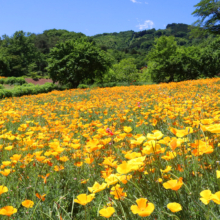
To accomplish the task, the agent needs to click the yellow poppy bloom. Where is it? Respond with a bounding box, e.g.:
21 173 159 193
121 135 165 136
131 198 155 217
167 202 182 212
99 207 115 218
74 194 95 206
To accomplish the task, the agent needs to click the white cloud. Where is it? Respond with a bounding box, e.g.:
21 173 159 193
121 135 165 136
131 0 141 3
137 20 154 30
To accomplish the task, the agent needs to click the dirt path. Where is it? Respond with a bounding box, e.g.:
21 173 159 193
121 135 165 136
25 78 53 85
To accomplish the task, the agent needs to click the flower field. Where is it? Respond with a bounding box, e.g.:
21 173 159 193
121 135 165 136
1 78 220 219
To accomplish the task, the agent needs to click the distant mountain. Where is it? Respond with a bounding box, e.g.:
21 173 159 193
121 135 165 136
91 23 194 52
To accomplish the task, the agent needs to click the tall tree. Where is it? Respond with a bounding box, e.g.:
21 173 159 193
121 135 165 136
192 0 220 35
46 37 113 88
0 31 40 76
146 36 179 83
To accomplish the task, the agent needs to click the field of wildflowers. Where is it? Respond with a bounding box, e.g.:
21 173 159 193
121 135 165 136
1 78 220 219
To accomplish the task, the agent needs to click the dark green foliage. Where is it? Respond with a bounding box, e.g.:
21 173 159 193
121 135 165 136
77 84 89 89
0 83 65 99
166 23 190 34
0 77 27 85
46 37 113 88
0 20 219 85
146 35 220 83
34 29 86 54
0 31 41 77
192 0 220 35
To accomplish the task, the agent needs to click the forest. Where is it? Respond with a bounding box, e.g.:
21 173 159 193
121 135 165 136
0 0 220 86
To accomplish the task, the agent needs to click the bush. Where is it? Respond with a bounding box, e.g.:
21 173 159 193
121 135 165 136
78 84 89 89
0 77 27 85
0 83 63 99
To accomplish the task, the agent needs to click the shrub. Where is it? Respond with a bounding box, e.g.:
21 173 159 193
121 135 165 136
0 77 27 85
78 84 89 89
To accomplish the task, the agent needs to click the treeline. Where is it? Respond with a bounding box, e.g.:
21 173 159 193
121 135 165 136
0 23 219 85
0 30 85 78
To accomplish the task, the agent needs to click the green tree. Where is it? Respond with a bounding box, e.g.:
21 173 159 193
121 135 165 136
111 58 139 83
46 38 113 88
0 31 40 76
199 36 220 77
146 36 179 83
192 0 220 35
146 36 204 83
0 53 9 76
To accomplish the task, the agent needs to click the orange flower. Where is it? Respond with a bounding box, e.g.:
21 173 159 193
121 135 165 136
74 161 83 167
110 184 127 200
38 173 50 184
163 178 183 191
0 169 11 176
54 165 64 172
131 198 155 217
74 194 95 206
36 193 46 201
0 206 17 216
81 179 89 184
22 200 34 208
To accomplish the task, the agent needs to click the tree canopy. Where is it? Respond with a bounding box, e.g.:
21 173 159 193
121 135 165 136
46 37 113 87
192 0 220 35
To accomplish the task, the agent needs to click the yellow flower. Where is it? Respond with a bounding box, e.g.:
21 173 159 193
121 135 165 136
170 127 193 138
22 200 34 208
117 161 133 174
0 206 17 216
99 207 115 218
123 126 132 133
167 202 182 212
204 124 220 133
131 198 155 217
0 185 8 195
211 191 220 204
105 174 119 186
200 190 212 205
146 130 164 140
88 182 107 193
5 146 13 151
160 165 172 173
0 169 11 176
54 165 64 172
127 156 146 171
216 170 220 179
74 194 95 206
163 178 183 191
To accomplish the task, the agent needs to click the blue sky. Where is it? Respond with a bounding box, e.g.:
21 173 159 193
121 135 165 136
0 0 200 37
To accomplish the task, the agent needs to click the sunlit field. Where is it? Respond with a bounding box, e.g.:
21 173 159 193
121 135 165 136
1 78 220 220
